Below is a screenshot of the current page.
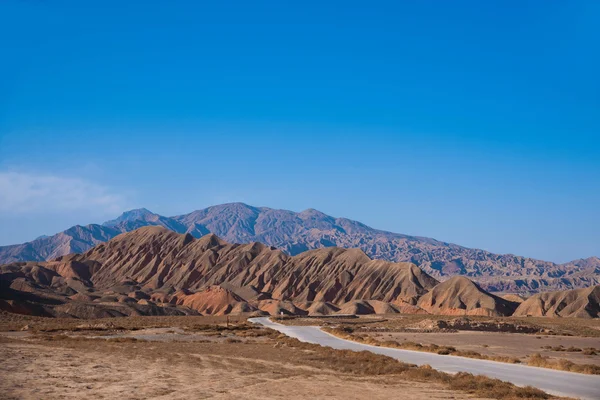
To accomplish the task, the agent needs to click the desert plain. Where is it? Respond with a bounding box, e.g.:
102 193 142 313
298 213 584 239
3 312 600 400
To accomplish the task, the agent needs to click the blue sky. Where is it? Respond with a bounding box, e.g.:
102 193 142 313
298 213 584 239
0 1 598 262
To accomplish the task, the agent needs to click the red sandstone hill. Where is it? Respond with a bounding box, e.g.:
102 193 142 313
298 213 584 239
0 227 437 317
512 285 600 318
1 227 596 319
416 276 520 317
71 226 438 304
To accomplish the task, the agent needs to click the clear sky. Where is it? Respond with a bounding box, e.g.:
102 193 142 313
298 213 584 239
0 1 598 263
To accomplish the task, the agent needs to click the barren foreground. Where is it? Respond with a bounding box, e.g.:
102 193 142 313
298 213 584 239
0 313 559 400
1 336 485 400
366 331 600 367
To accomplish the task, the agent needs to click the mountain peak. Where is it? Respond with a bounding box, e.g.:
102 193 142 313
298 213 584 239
298 208 333 220
208 202 262 213
103 208 157 226
197 233 226 249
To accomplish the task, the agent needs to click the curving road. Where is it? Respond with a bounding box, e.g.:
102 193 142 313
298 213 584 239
249 317 600 400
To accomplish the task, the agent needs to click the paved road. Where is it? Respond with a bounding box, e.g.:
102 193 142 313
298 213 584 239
249 317 600 400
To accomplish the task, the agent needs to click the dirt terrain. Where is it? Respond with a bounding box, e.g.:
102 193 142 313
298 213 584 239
279 314 600 372
3 340 484 400
0 313 560 400
279 314 600 337
365 331 600 367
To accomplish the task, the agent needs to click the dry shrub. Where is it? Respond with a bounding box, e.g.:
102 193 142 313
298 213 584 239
236 328 275 338
186 323 250 332
338 325 355 333
279 336 411 375
448 372 549 399
41 334 70 341
545 345 584 352
404 368 548 399
528 353 600 375
106 337 145 343
404 365 448 381
325 327 520 363
277 332 550 399
184 323 276 340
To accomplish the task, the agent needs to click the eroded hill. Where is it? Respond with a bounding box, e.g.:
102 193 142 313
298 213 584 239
3 227 598 319
1 227 438 317
1 203 598 294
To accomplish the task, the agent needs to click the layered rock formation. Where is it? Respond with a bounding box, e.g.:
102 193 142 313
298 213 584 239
2 227 597 319
416 276 520 317
513 285 600 318
0 227 438 318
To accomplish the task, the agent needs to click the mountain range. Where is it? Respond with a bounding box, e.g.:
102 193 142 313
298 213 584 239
2 226 597 319
1 203 598 294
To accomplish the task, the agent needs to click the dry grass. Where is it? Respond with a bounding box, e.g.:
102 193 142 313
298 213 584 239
275 335 551 399
527 353 600 375
449 372 550 399
324 326 522 363
540 345 599 355
0 311 246 332
325 325 600 373
273 335 549 398
4 334 557 400
1 312 561 400
32 333 148 343
404 366 550 399
282 313 600 338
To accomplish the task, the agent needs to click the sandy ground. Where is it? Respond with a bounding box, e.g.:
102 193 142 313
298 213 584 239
0 339 485 400
366 331 600 366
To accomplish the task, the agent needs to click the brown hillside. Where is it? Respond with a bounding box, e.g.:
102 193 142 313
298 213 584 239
0 227 439 317
2 227 596 319
416 276 519 317
513 285 600 318
174 285 254 316
70 227 439 304
501 294 527 303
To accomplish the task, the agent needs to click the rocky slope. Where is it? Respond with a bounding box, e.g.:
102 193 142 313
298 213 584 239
416 276 520 317
1 203 598 294
513 285 600 318
0 227 440 318
2 227 597 319
71 226 439 304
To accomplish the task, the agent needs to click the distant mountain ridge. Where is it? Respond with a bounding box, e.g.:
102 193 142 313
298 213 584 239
1 203 598 294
